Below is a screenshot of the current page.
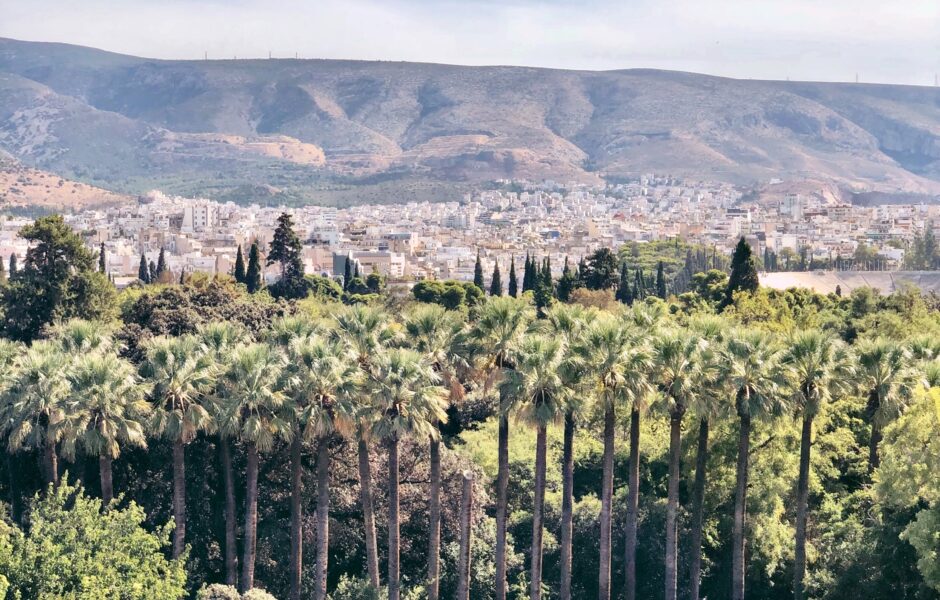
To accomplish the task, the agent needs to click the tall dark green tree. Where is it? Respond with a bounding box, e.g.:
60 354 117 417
246 241 263 294
725 237 759 307
98 242 107 274
268 213 306 298
489 259 502 296
138 253 149 283
556 257 576 302
615 263 632 304
156 248 167 278
473 251 485 292
507 256 518 297
8 253 16 277
656 261 667 299
343 254 353 291
582 248 619 290
534 257 554 314
0 255 6 285
522 253 533 292
233 245 246 284
268 213 304 276
148 261 157 284
0 215 115 342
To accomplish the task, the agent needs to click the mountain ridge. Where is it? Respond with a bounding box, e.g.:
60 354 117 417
1 37 939 206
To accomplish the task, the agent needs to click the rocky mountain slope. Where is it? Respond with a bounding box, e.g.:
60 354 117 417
1 37 939 205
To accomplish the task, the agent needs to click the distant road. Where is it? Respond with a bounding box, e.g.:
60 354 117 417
759 271 940 295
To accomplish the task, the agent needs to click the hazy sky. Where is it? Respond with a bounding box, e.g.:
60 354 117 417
2 0 938 85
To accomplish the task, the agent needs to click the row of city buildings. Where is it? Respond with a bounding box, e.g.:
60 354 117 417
1 178 938 288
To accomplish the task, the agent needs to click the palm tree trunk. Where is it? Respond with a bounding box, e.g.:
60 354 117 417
624 408 641 600
731 414 751 600
358 438 380 588
7 454 21 523
315 439 330 600
793 415 813 600
495 413 510 600
560 411 575 600
219 437 238 586
530 423 547 600
99 454 114 505
689 417 709 600
428 435 442 600
241 443 259 593
457 471 474 600
868 421 882 475
598 401 615 600
664 410 683 600
290 436 303 600
388 437 401 600
172 439 186 559
44 443 58 487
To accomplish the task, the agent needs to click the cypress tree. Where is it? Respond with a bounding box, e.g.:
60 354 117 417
156 248 167 278
522 253 532 292
473 250 484 291
138 253 149 283
534 257 554 313
0 255 6 285
616 263 631 304
656 261 667 299
179 270 186 285
9 253 17 277
246 241 263 293
148 261 157 284
507 256 518 298
353 262 360 280
725 237 759 307
343 254 353 291
234 245 246 283
98 242 107 273
556 257 576 302
490 259 503 296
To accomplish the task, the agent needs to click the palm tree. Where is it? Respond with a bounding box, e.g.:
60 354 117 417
685 316 727 600
199 321 249 585
218 342 290 593
575 315 651 600
470 296 533 600
52 318 112 354
856 338 922 473
404 304 470 600
721 330 784 600
2 341 69 487
63 352 150 504
142 335 217 558
541 304 592 600
334 305 397 588
781 330 853 600
367 348 448 600
0 339 23 519
621 303 663 600
652 329 706 600
268 315 322 600
281 333 358 600
503 334 567 600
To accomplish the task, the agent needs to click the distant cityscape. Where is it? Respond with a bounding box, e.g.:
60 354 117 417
1 175 938 289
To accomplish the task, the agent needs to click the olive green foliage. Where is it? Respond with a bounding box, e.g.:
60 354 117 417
412 279 484 309
0 480 187 599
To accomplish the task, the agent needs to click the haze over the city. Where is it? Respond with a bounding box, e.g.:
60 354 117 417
2 0 938 85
